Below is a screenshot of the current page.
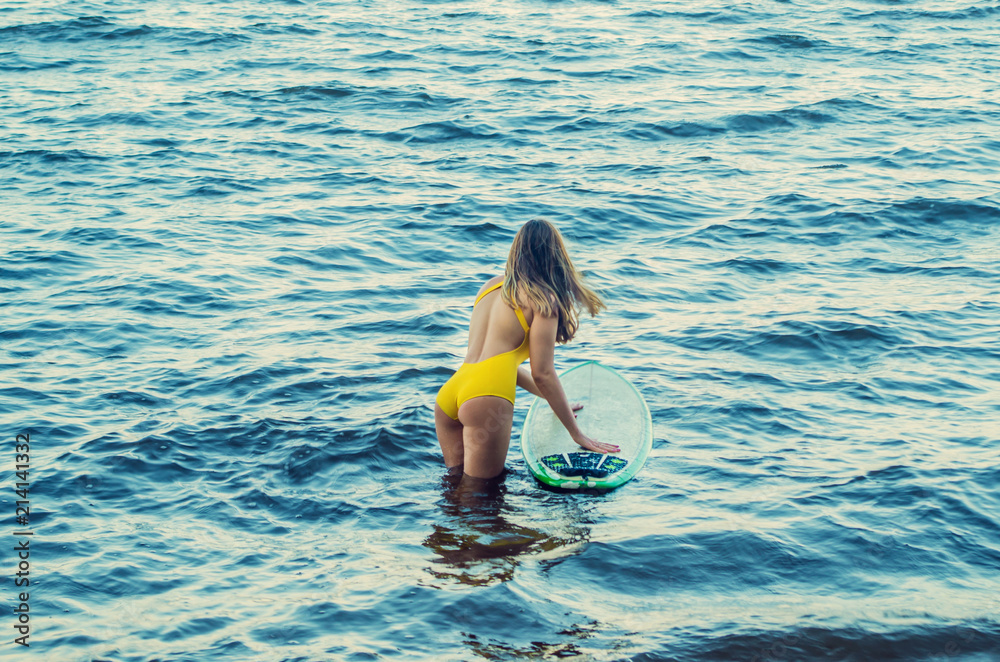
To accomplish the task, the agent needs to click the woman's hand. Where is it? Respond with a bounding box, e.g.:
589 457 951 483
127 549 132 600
568 403 619 452
572 430 620 454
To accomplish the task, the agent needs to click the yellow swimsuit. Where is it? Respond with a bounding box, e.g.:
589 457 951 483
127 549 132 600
435 282 531 420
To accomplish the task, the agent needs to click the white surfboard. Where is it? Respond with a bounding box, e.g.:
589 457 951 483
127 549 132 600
520 360 652 489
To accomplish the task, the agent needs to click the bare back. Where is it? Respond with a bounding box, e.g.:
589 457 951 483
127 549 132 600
463 276 535 364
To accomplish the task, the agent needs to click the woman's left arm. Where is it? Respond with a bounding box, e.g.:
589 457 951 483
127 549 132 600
516 365 544 397
517 366 584 417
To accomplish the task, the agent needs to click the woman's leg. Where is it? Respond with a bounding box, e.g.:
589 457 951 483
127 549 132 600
435 402 465 470
457 395 514 479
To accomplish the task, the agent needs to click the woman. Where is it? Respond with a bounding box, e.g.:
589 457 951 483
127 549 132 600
434 219 620 480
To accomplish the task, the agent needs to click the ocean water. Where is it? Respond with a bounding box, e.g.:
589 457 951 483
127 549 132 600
2 0 999 659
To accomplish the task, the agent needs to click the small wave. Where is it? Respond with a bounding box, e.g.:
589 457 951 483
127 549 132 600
4 248 92 271
751 320 908 363
0 15 113 41
0 148 108 166
0 15 248 47
275 84 465 111
744 33 832 50
727 103 839 132
270 246 393 274
678 221 769 247
183 364 313 405
100 390 171 408
278 84 357 99
551 116 615 134
349 312 458 339
701 47 769 62
883 198 1000 227
182 175 262 198
360 49 417 61
717 256 797 275
0 54 75 71
76 110 157 128
285 122 358 136
625 100 843 143
671 319 908 367
728 111 794 132
575 531 811 592
246 22 321 36
809 198 1000 242
496 76 560 86
673 624 1000 661
712 401 801 436
627 8 752 23
378 120 502 144
622 120 724 140
421 44 501 58
847 4 1000 22
98 25 156 41
844 257 996 280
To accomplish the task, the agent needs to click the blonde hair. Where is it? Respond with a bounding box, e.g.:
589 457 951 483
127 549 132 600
500 218 606 344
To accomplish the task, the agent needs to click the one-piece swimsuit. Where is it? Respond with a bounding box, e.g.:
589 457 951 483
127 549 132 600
435 282 530 420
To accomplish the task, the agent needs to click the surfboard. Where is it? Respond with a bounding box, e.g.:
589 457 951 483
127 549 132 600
520 360 652 490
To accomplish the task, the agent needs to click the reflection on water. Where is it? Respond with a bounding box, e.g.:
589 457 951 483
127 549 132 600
462 621 601 661
423 470 591 587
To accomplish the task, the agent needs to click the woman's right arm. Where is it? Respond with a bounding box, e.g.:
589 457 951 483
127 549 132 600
528 305 620 454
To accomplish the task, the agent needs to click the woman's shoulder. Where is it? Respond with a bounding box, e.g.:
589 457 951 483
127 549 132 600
475 274 504 298
517 287 557 317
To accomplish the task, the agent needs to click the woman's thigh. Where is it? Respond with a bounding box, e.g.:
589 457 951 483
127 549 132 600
457 395 514 479
435 402 465 469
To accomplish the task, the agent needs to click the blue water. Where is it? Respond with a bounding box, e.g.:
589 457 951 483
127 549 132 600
2 0 999 659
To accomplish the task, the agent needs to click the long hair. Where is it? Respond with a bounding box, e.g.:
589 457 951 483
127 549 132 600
500 218 606 344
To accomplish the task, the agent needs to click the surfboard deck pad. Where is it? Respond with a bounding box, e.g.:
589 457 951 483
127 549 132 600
540 452 629 479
